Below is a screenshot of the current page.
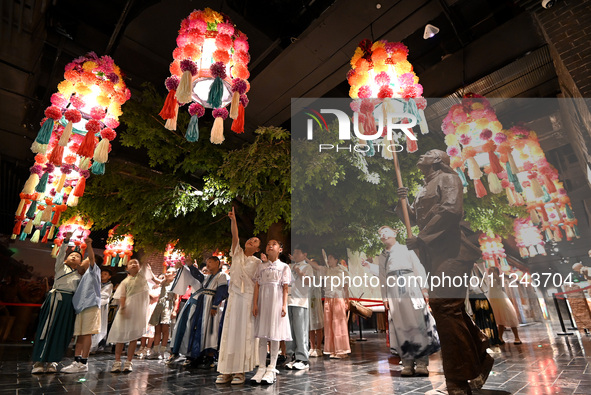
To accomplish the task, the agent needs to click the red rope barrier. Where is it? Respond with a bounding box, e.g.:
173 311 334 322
555 284 591 299
0 302 42 307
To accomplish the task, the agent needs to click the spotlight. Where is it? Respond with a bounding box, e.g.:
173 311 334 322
423 24 440 39
553 247 559 252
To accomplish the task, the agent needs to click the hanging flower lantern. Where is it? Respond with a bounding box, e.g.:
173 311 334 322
347 39 429 156
164 242 186 268
50 214 93 257
104 227 134 267
160 8 251 143
513 218 546 258
12 53 129 243
478 234 510 271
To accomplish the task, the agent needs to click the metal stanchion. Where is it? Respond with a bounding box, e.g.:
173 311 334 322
553 293 574 336
563 297 578 330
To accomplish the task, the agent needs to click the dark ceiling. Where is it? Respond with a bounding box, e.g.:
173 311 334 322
2 0 586 268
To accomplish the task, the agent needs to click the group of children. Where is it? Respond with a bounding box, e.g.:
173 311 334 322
30 209 355 387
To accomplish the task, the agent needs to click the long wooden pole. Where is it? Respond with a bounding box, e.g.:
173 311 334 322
384 105 413 238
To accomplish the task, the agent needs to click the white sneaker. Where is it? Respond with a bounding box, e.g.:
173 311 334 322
111 361 122 373
46 362 58 373
61 361 81 373
135 347 144 357
250 366 266 383
292 361 310 370
285 360 295 370
261 368 277 384
144 349 151 358
31 362 45 374
123 361 133 372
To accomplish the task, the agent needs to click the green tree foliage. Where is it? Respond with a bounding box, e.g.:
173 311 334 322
72 84 290 255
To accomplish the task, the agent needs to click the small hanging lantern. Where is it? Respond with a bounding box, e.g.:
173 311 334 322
164 242 186 268
104 227 134 267
161 8 251 143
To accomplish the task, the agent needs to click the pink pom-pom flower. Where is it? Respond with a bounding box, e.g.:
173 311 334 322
239 94 249 108
45 106 63 121
107 72 119 84
231 79 248 95
210 62 227 79
65 109 82 123
447 146 460 157
374 72 390 86
44 163 55 174
378 86 393 99
358 85 372 99
234 36 249 52
85 119 102 134
215 34 233 51
233 51 250 65
51 93 69 108
71 95 85 110
100 128 117 141
104 118 119 129
90 107 106 120
165 75 180 91
360 99 375 113
501 179 510 188
60 164 73 175
180 59 198 76
30 164 43 175
494 133 507 144
217 22 235 35
80 170 91 179
212 108 229 120
349 100 361 113
188 103 205 117
479 129 493 141
415 97 427 110
459 134 471 145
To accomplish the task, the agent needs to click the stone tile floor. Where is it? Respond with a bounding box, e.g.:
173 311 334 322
1 323 590 394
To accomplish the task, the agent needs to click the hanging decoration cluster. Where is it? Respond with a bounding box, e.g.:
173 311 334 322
12 53 129 243
347 39 429 157
160 8 251 144
164 242 186 268
443 93 579 262
50 215 93 258
513 218 546 258
103 227 134 267
478 234 510 271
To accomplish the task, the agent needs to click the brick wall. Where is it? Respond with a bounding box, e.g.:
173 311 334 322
138 250 165 276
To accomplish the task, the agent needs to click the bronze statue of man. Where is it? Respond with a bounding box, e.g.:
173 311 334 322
397 149 494 395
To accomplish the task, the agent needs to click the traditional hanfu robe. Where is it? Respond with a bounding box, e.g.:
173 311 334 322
217 245 261 374
170 266 229 358
377 243 440 361
91 281 113 350
32 243 81 362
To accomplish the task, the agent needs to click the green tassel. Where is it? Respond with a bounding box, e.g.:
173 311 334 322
19 231 28 241
35 172 49 193
53 192 63 205
513 179 523 194
186 115 200 142
91 161 105 175
565 204 575 220
112 255 120 267
207 76 224 109
456 167 469 187
574 224 580 237
506 161 517 183
35 118 54 144
365 140 375 157
26 201 37 219
542 186 551 203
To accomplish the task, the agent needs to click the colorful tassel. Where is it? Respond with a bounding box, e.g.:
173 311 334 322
53 192 63 205
73 177 86 197
91 161 106 175
22 173 40 194
515 191 525 206
19 231 28 241
474 179 487 198
530 178 544 198
513 179 523 194
574 224 580 238
175 70 193 104
79 157 91 171
507 152 519 175
30 229 41 243
186 115 200 142
93 138 110 163
41 206 52 222
15 198 25 216
13 219 22 236
207 76 224 109
565 204 575 220
505 187 516 206
210 117 225 144
539 205 549 222
26 200 37 218
49 145 64 166
231 104 245 134
35 172 49 193
536 245 546 255
366 140 375 157
519 247 528 258
47 225 55 240
59 121 73 146
530 209 541 225
56 173 66 192
565 226 574 240
78 131 97 158
488 152 503 174
553 228 562 242
66 194 79 207
33 209 44 225
456 167 469 187
164 103 178 131
24 220 34 234
528 245 537 257
229 91 240 119
159 90 178 120
542 187 551 203
41 228 49 243
487 172 503 194
51 205 66 225
406 131 418 153
31 118 54 153
544 175 557 194
466 158 483 179
506 161 517 183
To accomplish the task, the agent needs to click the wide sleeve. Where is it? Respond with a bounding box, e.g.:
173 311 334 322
212 273 229 309
187 265 205 283
416 173 464 248
113 278 128 300
281 263 292 285
409 250 427 287
101 283 113 306
171 265 202 295
54 242 69 273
